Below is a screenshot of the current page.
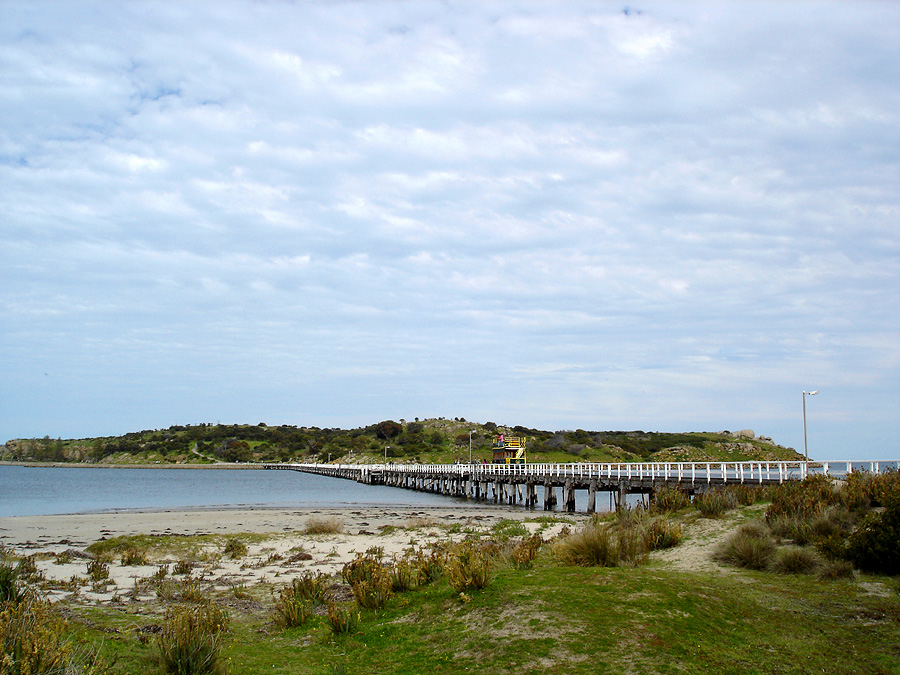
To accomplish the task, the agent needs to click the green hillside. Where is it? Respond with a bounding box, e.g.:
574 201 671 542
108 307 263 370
2 418 802 465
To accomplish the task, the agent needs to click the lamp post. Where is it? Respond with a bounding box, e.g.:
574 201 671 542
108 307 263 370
384 445 390 463
802 390 819 461
468 430 473 464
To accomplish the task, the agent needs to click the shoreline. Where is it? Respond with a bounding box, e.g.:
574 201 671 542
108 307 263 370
0 504 586 604
0 460 257 469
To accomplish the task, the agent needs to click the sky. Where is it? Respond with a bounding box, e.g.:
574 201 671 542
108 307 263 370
2 1 898 461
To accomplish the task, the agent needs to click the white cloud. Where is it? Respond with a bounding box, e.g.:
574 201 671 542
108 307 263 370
1 1 898 459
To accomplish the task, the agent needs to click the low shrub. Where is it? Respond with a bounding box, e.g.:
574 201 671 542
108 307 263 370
222 538 248 559
412 545 446 585
643 518 683 550
816 559 856 581
86 558 110 582
445 541 491 592
768 514 813 545
1 598 108 675
727 484 764 507
772 546 822 575
325 602 358 635
553 523 618 567
304 517 344 535
173 559 194 576
342 548 385 587
651 486 690 514
388 555 418 592
0 563 24 604
351 565 393 609
120 547 149 566
155 603 229 675
272 586 313 628
510 533 543 569
766 474 833 522
714 524 776 571
694 490 729 518
844 500 900 575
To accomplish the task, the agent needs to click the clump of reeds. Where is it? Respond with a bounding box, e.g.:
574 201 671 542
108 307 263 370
714 522 776 570
272 586 313 628
651 486 690 514
86 558 110 582
693 489 730 517
0 563 25 604
509 533 543 569
173 559 194 576
1 596 108 675
342 548 393 609
120 547 149 566
553 522 619 567
816 559 856 581
303 516 344 535
445 540 492 592
325 602 358 635
222 538 248 559
771 546 822 575
387 554 418 592
155 603 229 675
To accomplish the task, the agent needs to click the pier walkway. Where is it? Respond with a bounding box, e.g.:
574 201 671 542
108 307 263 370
264 459 898 513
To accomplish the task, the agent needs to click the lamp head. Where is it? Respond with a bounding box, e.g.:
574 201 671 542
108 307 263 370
803 390 819 396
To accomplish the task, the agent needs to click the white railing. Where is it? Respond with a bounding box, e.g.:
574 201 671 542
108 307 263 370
266 459 898 484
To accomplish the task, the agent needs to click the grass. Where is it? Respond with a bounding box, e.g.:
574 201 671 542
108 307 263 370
303 516 344 535
10 495 900 675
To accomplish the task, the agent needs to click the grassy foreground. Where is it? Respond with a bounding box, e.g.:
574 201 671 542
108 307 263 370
5 500 899 675
73 564 899 675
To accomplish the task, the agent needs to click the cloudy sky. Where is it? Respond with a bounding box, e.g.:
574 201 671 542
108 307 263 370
2 1 898 460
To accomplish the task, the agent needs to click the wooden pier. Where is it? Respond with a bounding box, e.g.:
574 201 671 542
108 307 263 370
264 460 897 513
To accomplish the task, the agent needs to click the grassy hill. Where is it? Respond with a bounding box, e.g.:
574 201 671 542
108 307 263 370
2 418 803 465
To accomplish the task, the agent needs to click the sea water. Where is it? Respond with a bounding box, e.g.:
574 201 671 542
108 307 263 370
0 465 620 518
0 465 479 517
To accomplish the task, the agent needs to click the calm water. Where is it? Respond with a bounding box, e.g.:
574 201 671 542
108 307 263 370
0 465 489 517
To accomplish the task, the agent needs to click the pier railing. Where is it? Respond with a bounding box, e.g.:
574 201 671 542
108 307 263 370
266 459 897 484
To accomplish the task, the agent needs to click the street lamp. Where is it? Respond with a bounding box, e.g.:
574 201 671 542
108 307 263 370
468 430 473 464
384 445 390 463
802 390 819 461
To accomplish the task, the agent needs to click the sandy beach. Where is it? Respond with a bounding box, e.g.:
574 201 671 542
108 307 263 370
0 505 586 604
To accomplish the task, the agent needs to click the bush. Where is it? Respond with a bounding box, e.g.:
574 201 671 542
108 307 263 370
714 524 776 570
643 518 683 550
388 555 418 592
772 546 822 574
0 563 24 604
304 517 344 535
222 538 248 559
694 490 729 518
273 585 313 628
766 474 833 522
445 541 492 592
1 598 107 675
173 559 194 576
510 533 543 569
120 547 149 566
86 559 109 582
727 484 764 507
768 514 813 545
816 559 856 581
350 565 393 610
326 602 358 635
412 545 446 585
651 486 690 514
844 501 900 575
553 523 618 567
155 603 229 675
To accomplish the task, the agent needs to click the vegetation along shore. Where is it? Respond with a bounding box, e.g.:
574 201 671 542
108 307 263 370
2 417 803 466
2 470 899 674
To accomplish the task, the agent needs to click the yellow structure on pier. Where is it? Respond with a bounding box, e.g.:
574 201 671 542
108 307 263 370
491 434 526 464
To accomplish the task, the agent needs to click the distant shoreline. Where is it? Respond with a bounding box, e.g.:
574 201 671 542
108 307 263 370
0 460 261 470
